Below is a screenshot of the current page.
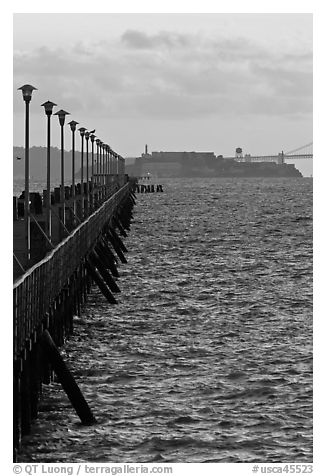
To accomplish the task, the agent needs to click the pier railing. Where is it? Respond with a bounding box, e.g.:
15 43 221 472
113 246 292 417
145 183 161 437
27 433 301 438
13 182 131 362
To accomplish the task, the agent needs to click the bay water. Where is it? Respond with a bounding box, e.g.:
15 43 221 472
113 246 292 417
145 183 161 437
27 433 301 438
17 177 313 463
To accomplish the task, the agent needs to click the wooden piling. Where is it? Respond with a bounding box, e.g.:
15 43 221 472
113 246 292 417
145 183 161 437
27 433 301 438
13 363 22 453
95 240 120 277
113 216 127 237
89 250 121 293
85 260 118 304
117 206 132 231
110 226 128 253
20 355 32 435
40 330 96 425
30 342 41 419
106 229 128 264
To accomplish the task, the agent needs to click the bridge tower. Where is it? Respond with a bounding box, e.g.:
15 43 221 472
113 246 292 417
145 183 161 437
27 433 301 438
277 151 285 165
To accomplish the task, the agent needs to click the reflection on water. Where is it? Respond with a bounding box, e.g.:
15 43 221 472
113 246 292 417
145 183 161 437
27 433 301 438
18 178 313 463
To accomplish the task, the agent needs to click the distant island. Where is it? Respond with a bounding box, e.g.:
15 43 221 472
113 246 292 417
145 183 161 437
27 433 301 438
126 151 302 178
13 146 302 180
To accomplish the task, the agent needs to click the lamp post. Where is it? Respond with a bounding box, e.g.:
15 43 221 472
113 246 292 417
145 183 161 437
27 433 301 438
68 120 79 222
41 100 56 244
85 131 90 215
102 142 106 199
107 146 111 175
102 142 106 198
115 152 119 175
18 84 37 262
120 155 125 176
103 144 108 199
99 141 103 201
112 151 116 175
110 149 114 175
120 155 123 175
90 134 96 211
111 149 115 189
95 139 100 201
102 144 106 198
106 145 110 195
111 151 115 175
78 127 87 218
107 146 112 194
108 145 111 193
54 109 70 234
122 156 125 176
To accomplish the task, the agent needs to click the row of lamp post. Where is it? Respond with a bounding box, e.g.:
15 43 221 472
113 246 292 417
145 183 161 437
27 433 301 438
17 84 125 263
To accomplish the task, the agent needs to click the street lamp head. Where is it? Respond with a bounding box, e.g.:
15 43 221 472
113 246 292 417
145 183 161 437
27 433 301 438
41 100 57 116
95 138 101 145
54 109 70 126
90 134 96 142
78 127 87 137
85 131 90 140
18 84 37 102
68 120 79 132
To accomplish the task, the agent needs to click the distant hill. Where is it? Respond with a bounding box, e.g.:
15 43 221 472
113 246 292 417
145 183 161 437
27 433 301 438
13 146 136 180
13 146 83 181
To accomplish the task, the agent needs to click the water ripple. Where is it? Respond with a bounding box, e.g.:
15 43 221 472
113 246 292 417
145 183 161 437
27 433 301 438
18 178 312 463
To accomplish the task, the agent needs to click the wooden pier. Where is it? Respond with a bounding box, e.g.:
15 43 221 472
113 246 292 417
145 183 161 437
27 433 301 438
13 176 137 461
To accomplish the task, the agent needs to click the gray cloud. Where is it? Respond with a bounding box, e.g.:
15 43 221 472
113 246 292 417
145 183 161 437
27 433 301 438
250 63 312 98
121 29 192 50
13 30 312 121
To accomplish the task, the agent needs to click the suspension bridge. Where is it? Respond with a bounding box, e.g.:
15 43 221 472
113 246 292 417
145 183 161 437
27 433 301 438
224 142 313 164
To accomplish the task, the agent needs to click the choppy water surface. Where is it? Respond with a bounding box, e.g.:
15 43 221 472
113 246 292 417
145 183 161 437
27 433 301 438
19 178 313 463
14 178 61 197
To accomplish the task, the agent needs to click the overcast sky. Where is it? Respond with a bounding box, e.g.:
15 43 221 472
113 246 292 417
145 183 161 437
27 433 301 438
13 13 313 175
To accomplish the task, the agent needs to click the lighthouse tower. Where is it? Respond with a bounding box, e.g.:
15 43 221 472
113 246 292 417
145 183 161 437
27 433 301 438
142 144 150 158
235 147 243 161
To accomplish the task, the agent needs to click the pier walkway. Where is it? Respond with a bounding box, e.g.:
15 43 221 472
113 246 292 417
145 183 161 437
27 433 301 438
13 175 137 460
